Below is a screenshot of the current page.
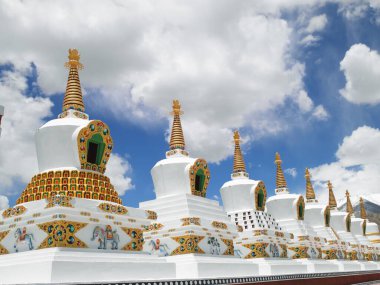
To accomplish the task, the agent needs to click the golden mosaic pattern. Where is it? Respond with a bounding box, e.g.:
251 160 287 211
2 206 27 219
323 249 337 260
243 242 269 258
122 227 144 251
0 231 9 255
189 159 210 197
254 181 267 211
98 202 128 215
17 170 122 205
45 195 73 209
38 220 88 249
221 238 234 255
347 250 358 260
289 246 310 259
280 244 288 258
211 221 227 230
146 210 157 220
171 235 205 255
182 217 201 226
77 120 113 174
144 223 164 231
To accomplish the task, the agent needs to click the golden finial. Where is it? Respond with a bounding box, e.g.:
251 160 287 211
232 130 247 174
169 99 185 150
346 190 354 215
305 168 316 202
62 49 85 113
274 152 287 189
328 180 337 209
360 197 366 219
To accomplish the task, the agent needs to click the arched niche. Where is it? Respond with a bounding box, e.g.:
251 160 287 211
297 196 305 220
254 181 267 211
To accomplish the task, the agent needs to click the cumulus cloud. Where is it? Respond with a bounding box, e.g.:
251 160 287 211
340 44 380 105
284 168 297 178
310 126 380 203
0 0 328 163
0 196 9 210
306 14 328 33
105 153 134 196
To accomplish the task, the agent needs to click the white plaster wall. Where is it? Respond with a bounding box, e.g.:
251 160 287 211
151 156 195 198
266 194 300 221
351 217 365 236
36 118 89 172
330 211 349 232
220 179 260 213
305 204 327 227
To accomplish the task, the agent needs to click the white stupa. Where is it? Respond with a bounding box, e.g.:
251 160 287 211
0 49 175 284
140 101 259 278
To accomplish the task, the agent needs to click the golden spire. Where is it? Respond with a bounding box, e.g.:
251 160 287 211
169 100 185 150
305 168 316 202
360 197 367 219
62 49 85 113
328 180 337 209
275 152 287 189
232 130 247 174
346 190 354 215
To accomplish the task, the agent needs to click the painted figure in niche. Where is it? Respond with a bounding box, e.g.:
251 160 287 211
337 250 344 259
310 247 318 259
269 243 280 257
92 225 119 250
234 248 244 258
148 239 170 256
14 227 34 252
207 237 221 255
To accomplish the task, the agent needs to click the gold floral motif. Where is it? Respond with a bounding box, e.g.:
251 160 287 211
121 227 144 251
280 244 288 258
221 238 234 255
181 217 201 226
2 206 27 219
243 242 269 258
289 246 310 259
0 231 9 255
323 249 337 260
254 181 267 211
298 235 309 241
45 195 73 209
189 159 210 197
144 223 164 231
237 225 243 232
38 220 88 249
254 230 268 236
77 120 113 174
146 210 157 220
171 235 205 255
16 170 122 205
346 250 358 260
275 231 284 237
98 202 128 215
211 221 227 230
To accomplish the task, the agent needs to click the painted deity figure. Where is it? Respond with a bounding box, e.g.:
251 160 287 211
148 239 170 256
92 225 119 250
14 227 34 252
269 243 280 257
208 237 221 255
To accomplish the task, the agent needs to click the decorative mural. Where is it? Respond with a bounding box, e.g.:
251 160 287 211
148 239 171 256
77 120 113 174
181 217 201 226
98 203 128 215
208 237 221 255
171 235 205 255
145 210 157 220
289 246 310 259
38 220 88 249
221 238 234 255
243 242 269 258
122 227 144 251
45 195 73 208
2 206 27 219
189 159 210 197
211 221 227 230
92 225 119 249
14 227 34 252
0 231 9 254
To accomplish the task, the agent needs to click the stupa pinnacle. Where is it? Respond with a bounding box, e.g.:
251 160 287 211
328 180 337 209
232 130 248 178
360 197 367 219
274 152 288 193
346 190 354 215
305 168 317 202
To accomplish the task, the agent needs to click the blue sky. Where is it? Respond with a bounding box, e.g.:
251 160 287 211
0 1 380 209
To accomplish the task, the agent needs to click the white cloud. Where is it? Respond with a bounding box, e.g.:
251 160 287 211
105 153 134 196
0 196 9 210
312 105 329 120
340 44 380 105
0 0 328 163
284 168 297 178
306 14 328 33
310 126 380 203
0 68 134 199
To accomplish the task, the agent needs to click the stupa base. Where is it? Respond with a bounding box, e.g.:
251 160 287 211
0 247 176 284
